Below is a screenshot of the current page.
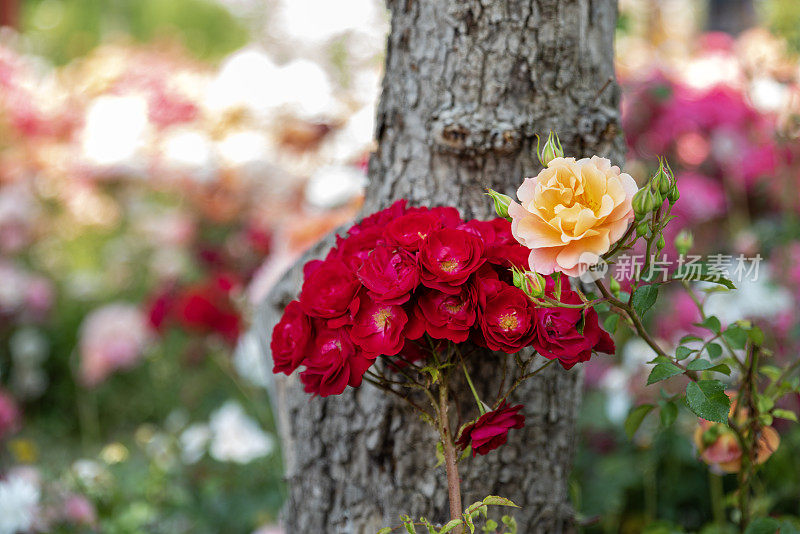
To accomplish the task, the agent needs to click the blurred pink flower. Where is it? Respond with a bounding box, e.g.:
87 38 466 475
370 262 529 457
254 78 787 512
79 303 152 387
672 172 726 223
0 389 20 440
62 494 97 527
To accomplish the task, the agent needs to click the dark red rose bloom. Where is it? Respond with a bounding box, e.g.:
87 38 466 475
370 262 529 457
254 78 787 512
327 226 385 272
350 296 408 355
385 211 446 251
349 200 408 235
146 288 175 332
479 282 537 353
299 259 362 321
271 301 313 374
357 245 419 304
419 228 485 294
415 285 476 343
484 218 529 269
299 325 376 397
174 274 241 344
455 401 525 456
531 280 615 369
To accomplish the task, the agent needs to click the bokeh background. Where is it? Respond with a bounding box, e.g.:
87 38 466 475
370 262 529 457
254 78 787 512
0 0 799 532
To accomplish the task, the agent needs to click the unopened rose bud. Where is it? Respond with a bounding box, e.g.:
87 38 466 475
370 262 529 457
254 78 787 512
636 221 649 237
675 230 693 255
609 276 621 297
632 188 648 218
657 234 665 251
537 131 564 166
667 184 680 204
486 188 512 220
652 157 673 196
512 268 544 299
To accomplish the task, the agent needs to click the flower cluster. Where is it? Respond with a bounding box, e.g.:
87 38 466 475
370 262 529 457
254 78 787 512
271 200 615 397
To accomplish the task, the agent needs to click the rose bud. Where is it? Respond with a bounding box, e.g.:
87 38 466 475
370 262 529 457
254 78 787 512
486 188 512 220
675 230 694 256
271 301 313 375
537 131 564 166
357 245 419 305
300 325 376 397
299 259 361 321
455 401 525 456
419 228 485 294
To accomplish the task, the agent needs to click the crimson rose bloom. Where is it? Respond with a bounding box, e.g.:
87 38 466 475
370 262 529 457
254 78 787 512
415 286 476 343
455 401 525 456
350 296 408 355
386 211 444 251
328 226 384 272
349 199 407 235
419 228 485 294
357 245 418 304
478 282 537 353
300 325 376 397
271 300 312 374
531 281 615 369
299 259 361 322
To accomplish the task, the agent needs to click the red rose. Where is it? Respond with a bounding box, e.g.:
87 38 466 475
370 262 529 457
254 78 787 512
299 259 361 322
415 285 476 343
418 228 485 294
357 245 419 304
531 280 615 369
350 296 408 356
484 218 530 269
478 282 537 353
299 325 376 397
386 211 445 251
175 275 241 344
455 401 525 456
327 226 384 272
271 300 313 374
349 200 408 235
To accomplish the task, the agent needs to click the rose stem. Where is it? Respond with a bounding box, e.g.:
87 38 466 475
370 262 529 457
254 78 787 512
438 378 463 532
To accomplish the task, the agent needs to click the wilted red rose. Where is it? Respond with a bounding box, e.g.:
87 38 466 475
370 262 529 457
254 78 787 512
478 282 537 353
531 279 615 369
455 401 525 456
415 285 477 343
299 259 361 322
300 325 376 397
350 296 408 355
271 300 313 374
357 245 418 304
419 228 485 294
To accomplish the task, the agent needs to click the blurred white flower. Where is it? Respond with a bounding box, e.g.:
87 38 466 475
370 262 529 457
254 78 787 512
81 95 152 172
209 401 273 464
71 460 110 489
0 475 39 534
180 423 211 465
275 0 386 43
703 265 792 325
305 164 366 208
205 47 279 120
161 128 219 183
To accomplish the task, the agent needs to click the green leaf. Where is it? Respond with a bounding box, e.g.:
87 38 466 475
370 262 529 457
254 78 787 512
685 380 730 423
462 512 475 534
686 359 731 375
482 496 520 508
603 314 619 334
673 263 736 289
722 325 748 349
377 529 393 534
773 409 798 422
625 404 655 438
706 343 723 359
696 316 721 334
743 517 781 534
420 518 437 534
401 515 417 534
631 284 659 318
647 363 683 385
501 516 517 534
679 335 704 344
675 346 695 360
659 400 678 427
482 519 498 532
749 326 765 346
439 519 464 533
761 365 783 381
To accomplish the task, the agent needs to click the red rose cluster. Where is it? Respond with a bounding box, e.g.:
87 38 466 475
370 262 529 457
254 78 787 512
270 200 614 397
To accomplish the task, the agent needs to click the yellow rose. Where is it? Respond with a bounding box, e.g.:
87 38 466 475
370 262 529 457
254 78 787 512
508 156 638 276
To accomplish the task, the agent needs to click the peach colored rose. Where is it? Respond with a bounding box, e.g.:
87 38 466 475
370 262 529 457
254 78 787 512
508 156 638 276
693 419 780 473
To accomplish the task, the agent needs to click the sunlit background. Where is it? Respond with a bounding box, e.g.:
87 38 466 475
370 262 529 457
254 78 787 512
0 0 799 532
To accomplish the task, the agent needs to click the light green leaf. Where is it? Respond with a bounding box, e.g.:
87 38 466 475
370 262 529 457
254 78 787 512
631 284 659 318
673 264 736 289
625 404 655 438
706 343 723 359
439 519 464 533
377 529 393 534
482 496 520 508
696 316 721 334
749 326 765 346
686 380 730 424
647 363 683 385
675 346 695 360
773 409 798 422
679 335 704 344
686 359 730 375
401 515 417 534
603 314 619 334
722 325 748 349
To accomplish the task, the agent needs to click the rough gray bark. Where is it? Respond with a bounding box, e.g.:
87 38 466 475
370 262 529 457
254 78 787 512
253 0 624 532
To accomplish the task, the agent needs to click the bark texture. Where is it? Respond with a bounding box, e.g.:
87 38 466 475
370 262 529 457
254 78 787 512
253 0 624 532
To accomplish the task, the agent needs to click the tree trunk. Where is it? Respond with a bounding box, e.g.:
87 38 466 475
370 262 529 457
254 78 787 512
253 0 623 532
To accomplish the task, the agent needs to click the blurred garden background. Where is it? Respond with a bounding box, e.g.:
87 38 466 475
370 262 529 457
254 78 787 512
0 0 800 532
